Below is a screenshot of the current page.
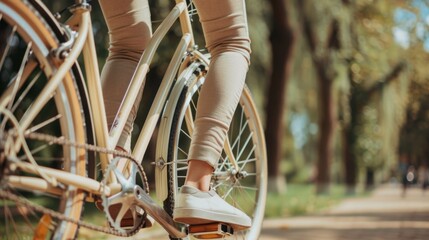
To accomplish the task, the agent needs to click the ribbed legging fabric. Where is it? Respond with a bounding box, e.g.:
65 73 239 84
99 0 251 168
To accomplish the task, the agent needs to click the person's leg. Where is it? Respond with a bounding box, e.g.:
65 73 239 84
98 0 152 227
185 0 251 193
185 0 251 192
174 0 252 228
99 0 152 150
185 52 249 191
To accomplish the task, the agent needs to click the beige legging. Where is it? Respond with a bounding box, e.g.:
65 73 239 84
99 0 251 169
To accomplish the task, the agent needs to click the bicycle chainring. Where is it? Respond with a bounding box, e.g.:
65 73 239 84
101 156 150 234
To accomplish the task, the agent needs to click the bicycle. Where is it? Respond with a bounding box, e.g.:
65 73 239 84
0 0 267 239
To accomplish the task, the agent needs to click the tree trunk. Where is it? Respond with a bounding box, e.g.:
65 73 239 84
365 167 375 191
343 120 358 194
265 0 295 193
298 0 341 193
315 68 336 194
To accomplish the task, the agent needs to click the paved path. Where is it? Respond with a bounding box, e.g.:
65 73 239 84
260 184 429 240
86 184 429 239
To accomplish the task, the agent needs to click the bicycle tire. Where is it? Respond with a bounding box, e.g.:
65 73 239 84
162 59 267 240
0 0 90 239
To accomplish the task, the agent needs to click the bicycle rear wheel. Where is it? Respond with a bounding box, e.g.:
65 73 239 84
0 1 89 239
163 60 267 239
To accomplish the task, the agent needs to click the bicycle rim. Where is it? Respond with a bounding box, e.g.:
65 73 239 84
165 63 267 240
0 1 87 239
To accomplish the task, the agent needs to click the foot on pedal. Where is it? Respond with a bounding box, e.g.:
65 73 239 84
173 185 251 230
189 223 234 239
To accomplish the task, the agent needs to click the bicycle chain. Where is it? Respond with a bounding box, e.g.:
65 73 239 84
1 132 150 237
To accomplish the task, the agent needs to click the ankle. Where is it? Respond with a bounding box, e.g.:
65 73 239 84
184 181 210 192
185 160 214 192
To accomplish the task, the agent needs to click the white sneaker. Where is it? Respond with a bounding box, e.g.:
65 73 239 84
173 185 251 230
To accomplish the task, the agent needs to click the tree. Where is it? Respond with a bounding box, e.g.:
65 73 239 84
342 1 409 192
344 61 406 192
264 0 296 193
294 0 411 193
396 0 429 170
296 0 349 194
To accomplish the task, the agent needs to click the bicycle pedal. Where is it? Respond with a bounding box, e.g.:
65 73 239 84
188 223 234 239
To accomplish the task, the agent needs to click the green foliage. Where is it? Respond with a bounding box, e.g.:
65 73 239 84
395 1 429 166
355 105 384 169
275 0 417 188
399 80 429 165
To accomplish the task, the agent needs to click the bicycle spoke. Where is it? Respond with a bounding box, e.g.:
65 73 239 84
26 114 62 134
218 155 228 171
235 132 253 161
179 128 191 140
11 70 42 112
3 203 19 236
0 25 16 72
226 185 255 206
225 120 249 162
16 204 36 233
220 185 235 199
178 147 189 158
19 143 51 160
238 145 256 171
175 158 188 163
6 41 32 112
226 184 259 193
212 175 232 189
177 166 188 171
27 157 65 163
3 192 44 231
236 108 245 157
245 173 258 177
190 97 197 113
237 157 257 164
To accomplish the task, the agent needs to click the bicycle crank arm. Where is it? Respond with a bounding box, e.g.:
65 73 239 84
133 186 186 238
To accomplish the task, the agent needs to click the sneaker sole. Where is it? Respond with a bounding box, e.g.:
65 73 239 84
173 208 251 230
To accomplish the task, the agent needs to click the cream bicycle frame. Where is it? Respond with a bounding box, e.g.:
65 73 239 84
10 0 237 200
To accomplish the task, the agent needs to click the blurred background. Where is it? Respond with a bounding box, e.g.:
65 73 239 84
42 0 429 221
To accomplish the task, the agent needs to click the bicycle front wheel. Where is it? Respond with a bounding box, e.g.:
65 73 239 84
163 60 267 239
0 0 89 239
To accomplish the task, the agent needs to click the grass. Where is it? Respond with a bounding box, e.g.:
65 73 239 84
264 184 361 218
